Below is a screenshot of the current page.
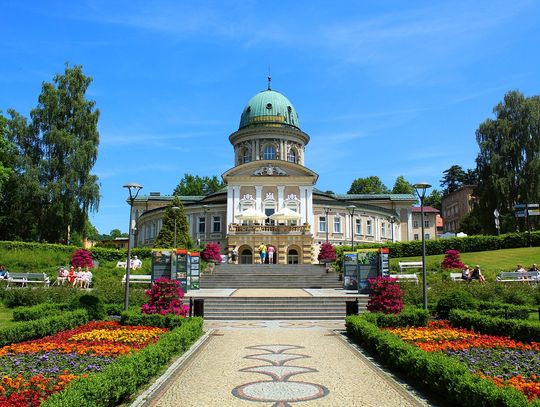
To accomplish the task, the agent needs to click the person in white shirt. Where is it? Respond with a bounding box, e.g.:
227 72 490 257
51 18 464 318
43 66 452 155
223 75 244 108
131 255 142 269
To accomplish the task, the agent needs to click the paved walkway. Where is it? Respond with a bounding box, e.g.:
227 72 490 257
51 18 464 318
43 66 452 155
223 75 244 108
133 321 429 407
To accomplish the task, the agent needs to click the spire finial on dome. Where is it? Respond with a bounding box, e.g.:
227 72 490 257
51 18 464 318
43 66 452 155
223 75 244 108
267 74 272 90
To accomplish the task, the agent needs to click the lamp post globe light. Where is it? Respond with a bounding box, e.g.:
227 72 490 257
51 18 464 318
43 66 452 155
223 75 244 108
346 205 357 250
172 206 180 248
123 182 143 311
413 182 431 311
323 207 331 243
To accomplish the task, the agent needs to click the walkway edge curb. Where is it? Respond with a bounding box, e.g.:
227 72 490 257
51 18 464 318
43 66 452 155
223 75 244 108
130 329 215 407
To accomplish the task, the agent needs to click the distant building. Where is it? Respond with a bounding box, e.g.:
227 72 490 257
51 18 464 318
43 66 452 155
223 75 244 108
410 206 440 240
441 185 477 233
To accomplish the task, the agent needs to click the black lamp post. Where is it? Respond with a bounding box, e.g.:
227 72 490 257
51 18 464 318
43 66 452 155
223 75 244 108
323 207 331 243
389 215 396 242
123 182 143 311
172 206 180 248
346 205 356 250
413 182 431 311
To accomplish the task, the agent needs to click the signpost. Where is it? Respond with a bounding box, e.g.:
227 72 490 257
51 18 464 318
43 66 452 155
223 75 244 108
514 203 539 247
494 209 500 235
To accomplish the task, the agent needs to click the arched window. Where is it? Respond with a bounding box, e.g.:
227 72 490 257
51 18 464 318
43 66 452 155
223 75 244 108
241 147 251 164
263 145 276 160
263 198 276 224
287 148 297 163
284 199 300 226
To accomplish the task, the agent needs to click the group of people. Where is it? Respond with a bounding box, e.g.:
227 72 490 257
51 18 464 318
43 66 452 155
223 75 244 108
461 264 486 283
514 263 538 272
258 243 275 264
57 265 92 288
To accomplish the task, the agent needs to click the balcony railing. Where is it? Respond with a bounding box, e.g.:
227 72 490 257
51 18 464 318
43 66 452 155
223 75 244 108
228 223 311 235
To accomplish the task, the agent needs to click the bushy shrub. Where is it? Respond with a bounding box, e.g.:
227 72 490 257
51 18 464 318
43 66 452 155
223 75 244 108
363 306 429 327
70 249 94 268
441 249 465 269
367 277 403 314
201 242 222 263
435 290 476 319
317 242 336 262
121 311 191 329
12 303 70 321
71 294 106 320
141 278 188 316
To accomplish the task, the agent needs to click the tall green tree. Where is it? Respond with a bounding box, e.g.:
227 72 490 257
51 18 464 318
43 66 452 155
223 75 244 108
173 173 224 196
348 176 389 194
440 165 467 195
391 176 414 194
30 64 100 242
475 90 540 233
0 113 14 192
423 189 443 210
153 196 191 248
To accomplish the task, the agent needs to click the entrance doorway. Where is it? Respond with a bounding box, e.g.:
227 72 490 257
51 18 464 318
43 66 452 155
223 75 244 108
240 249 253 264
287 249 299 264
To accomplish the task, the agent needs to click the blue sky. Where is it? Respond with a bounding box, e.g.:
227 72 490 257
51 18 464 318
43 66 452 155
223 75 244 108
1 1 540 234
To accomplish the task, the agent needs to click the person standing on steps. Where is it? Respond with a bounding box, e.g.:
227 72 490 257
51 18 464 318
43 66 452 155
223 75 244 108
267 245 275 264
258 242 267 264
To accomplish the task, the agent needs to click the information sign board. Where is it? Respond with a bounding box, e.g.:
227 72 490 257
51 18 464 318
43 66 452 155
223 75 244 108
357 249 379 294
151 250 173 282
175 249 188 292
343 251 358 290
189 252 200 290
379 248 390 277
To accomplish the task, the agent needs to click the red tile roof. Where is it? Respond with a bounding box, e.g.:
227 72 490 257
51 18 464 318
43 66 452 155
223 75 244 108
411 206 440 213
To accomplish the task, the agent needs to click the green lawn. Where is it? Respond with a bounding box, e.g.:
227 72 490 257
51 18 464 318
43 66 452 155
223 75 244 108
0 304 15 328
391 246 540 281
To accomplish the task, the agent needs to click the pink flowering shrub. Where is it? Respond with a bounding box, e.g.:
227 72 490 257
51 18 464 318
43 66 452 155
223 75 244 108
71 249 93 268
441 249 465 269
317 242 336 262
367 277 403 314
141 278 188 316
202 242 222 263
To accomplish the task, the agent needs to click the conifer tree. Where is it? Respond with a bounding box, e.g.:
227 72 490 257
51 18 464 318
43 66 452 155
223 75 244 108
153 196 191 248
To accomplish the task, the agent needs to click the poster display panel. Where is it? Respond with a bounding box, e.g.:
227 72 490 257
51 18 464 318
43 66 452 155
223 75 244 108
357 248 379 294
379 248 390 277
176 249 189 292
189 252 200 290
343 251 358 290
151 250 173 282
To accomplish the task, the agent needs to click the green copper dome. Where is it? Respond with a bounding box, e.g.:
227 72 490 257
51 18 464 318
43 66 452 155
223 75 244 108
239 89 300 130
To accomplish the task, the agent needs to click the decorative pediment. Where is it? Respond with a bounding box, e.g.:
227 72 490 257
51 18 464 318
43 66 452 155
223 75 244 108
286 193 298 201
241 194 254 201
253 164 287 176
265 192 275 200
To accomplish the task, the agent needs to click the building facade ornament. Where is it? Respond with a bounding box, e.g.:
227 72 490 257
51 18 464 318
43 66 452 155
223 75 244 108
253 164 288 176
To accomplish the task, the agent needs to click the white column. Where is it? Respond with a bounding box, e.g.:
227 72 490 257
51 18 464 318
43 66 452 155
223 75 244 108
233 186 241 220
255 186 263 211
299 186 307 224
306 186 314 231
407 209 413 241
226 187 233 227
277 186 285 209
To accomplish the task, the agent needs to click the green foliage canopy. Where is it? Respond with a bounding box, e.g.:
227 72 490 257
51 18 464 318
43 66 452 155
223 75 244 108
153 196 191 249
348 176 390 194
173 173 224 196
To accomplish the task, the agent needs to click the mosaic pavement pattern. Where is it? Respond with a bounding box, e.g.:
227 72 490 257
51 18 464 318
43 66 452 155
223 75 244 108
232 344 329 407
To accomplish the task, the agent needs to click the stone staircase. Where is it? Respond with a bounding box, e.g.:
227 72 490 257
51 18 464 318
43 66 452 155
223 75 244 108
200 264 341 289
198 296 369 320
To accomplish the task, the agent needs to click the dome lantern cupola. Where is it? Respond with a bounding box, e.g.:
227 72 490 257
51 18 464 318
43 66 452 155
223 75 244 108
238 87 300 130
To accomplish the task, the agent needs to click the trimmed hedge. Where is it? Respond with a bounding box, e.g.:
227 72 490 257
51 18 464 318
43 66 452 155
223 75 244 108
449 309 540 343
0 240 152 262
12 303 70 321
42 317 204 407
120 311 190 329
346 315 536 406
0 309 89 346
334 231 540 269
361 307 429 327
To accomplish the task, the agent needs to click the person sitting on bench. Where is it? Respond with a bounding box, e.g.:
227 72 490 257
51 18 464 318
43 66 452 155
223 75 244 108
470 265 486 283
461 265 471 281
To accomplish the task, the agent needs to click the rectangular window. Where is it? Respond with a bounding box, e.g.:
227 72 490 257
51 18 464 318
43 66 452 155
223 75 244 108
414 233 419 240
425 233 430 240
333 216 341 233
198 217 206 234
367 219 373 235
424 220 430 228
145 225 150 240
212 216 221 233
151 223 156 238
381 222 386 237
355 218 362 235
413 220 419 228
319 216 327 233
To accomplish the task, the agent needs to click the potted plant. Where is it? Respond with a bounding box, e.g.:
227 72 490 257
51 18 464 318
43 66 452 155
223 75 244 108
202 242 222 273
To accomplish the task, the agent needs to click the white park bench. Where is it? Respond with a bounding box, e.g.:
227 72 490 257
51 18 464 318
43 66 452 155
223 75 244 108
389 274 419 284
496 271 539 283
450 272 467 281
122 274 152 286
116 261 127 268
7 272 50 288
398 261 423 273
